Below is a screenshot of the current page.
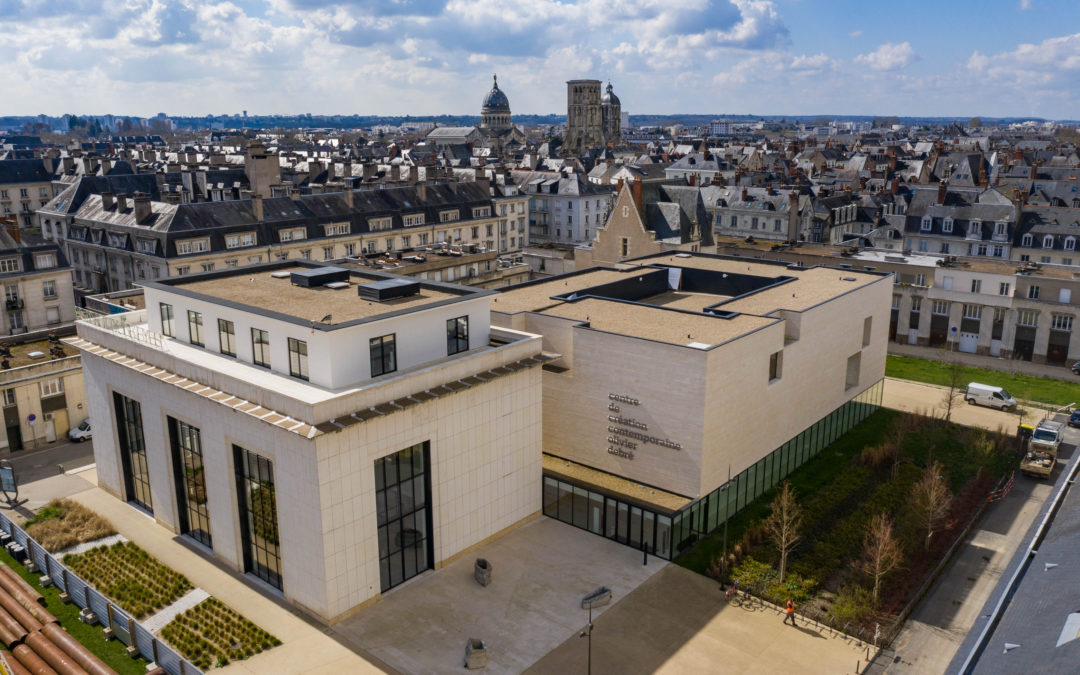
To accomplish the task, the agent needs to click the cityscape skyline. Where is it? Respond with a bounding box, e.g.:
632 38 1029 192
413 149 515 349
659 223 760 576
0 0 1077 119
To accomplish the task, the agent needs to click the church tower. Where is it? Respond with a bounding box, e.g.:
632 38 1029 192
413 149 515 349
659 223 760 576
601 82 622 146
480 74 511 133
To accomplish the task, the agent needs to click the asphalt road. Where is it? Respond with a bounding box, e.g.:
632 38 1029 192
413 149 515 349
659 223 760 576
6 437 95 485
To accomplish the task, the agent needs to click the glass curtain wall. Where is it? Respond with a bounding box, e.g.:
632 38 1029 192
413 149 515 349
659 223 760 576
234 446 283 589
375 442 433 593
668 379 884 558
169 417 212 548
541 378 884 560
113 392 153 513
542 476 673 559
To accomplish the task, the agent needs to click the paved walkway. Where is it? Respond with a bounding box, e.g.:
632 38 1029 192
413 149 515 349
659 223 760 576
334 517 666 675
34 469 387 674
528 565 870 675
890 343 1077 383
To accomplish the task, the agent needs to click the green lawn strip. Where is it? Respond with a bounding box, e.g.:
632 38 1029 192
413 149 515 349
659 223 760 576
64 542 192 619
886 354 1080 407
677 408 1014 582
677 410 899 574
0 551 147 675
159 596 281 671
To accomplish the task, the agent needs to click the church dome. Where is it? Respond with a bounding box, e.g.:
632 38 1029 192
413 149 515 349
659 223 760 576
601 82 620 106
482 74 510 112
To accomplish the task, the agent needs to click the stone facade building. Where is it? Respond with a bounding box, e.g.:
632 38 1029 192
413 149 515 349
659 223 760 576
564 80 622 155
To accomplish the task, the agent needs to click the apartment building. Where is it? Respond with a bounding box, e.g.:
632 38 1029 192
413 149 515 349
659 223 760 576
514 171 614 244
55 182 526 293
714 241 1080 366
491 252 890 559
0 243 75 337
0 159 56 228
69 262 545 622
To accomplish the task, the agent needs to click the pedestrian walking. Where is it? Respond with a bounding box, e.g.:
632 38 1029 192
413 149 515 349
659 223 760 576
784 599 796 626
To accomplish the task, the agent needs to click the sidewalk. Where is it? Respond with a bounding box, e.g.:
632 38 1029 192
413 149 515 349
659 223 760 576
58 470 388 674
889 343 1077 383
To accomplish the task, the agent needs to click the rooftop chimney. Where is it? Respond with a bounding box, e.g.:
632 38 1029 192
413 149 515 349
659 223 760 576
343 188 354 209
631 178 644 216
252 194 264 221
936 180 947 205
417 182 427 202
133 192 151 224
741 187 748 202
101 191 114 210
116 194 128 211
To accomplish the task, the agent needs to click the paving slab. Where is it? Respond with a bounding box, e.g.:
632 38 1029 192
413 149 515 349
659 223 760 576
333 517 666 675
529 564 869 675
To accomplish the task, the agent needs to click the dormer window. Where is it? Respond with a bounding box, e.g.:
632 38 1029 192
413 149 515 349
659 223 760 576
968 220 981 237
942 217 953 233
1065 236 1076 251
1043 234 1055 249
995 221 1008 236
920 216 931 231
1022 233 1033 247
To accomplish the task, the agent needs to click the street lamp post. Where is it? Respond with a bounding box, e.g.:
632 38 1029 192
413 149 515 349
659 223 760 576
579 604 594 675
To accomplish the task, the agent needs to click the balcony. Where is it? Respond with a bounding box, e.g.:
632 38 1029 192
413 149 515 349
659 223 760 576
992 232 1009 243
5 298 22 310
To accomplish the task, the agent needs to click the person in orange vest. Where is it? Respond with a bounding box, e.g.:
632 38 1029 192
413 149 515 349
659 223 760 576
784 598 796 626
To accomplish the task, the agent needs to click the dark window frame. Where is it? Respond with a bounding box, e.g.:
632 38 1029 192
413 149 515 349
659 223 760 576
446 316 469 356
218 319 236 357
251 328 270 368
160 303 174 337
234 445 283 590
370 334 396 377
169 417 212 549
187 310 204 347
288 337 309 381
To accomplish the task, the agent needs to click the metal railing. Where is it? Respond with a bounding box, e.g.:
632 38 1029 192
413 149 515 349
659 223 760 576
76 310 164 350
0 511 201 675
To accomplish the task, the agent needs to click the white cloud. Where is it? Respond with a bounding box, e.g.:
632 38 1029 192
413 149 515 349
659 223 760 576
855 42 918 71
848 30 862 38
1020 0 1032 9
789 53 833 72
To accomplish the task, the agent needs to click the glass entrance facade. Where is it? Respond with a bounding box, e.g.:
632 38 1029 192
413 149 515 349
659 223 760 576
375 442 433 593
234 446 282 590
543 477 673 558
169 418 212 548
113 392 152 513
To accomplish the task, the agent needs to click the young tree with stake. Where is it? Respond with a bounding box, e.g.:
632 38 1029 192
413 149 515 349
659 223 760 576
763 481 803 583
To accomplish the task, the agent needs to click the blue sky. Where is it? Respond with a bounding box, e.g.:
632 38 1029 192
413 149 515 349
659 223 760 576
0 0 1078 118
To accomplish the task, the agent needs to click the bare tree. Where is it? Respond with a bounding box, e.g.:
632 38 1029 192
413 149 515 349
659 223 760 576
940 352 965 424
858 513 903 605
763 481 803 582
912 460 951 550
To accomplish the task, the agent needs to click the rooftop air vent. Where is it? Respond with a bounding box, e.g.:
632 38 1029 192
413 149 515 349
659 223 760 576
358 278 421 301
290 266 350 287
324 281 350 290
270 271 291 279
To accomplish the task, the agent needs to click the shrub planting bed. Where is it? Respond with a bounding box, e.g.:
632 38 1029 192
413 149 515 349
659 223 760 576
159 597 281 670
25 499 116 553
64 542 192 619
679 409 1017 641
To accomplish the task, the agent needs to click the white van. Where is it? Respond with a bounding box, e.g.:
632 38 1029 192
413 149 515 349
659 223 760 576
965 383 1017 411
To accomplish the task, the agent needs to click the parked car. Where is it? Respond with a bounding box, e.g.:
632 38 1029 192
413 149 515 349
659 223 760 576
1070 410 1080 428
1072 362 1080 375
68 418 91 442
964 382 1018 411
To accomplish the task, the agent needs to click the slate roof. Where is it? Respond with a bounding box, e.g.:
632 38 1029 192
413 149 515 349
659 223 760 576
0 158 54 184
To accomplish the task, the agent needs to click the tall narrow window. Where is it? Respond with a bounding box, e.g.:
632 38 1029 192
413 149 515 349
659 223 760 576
234 446 282 590
288 338 308 381
169 418 211 548
187 310 204 347
114 392 152 513
218 319 235 357
160 303 174 337
370 334 396 377
375 442 432 592
446 316 469 355
251 328 270 368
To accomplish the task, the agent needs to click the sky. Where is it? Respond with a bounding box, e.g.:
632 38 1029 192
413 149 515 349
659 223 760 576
1 0 1079 118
